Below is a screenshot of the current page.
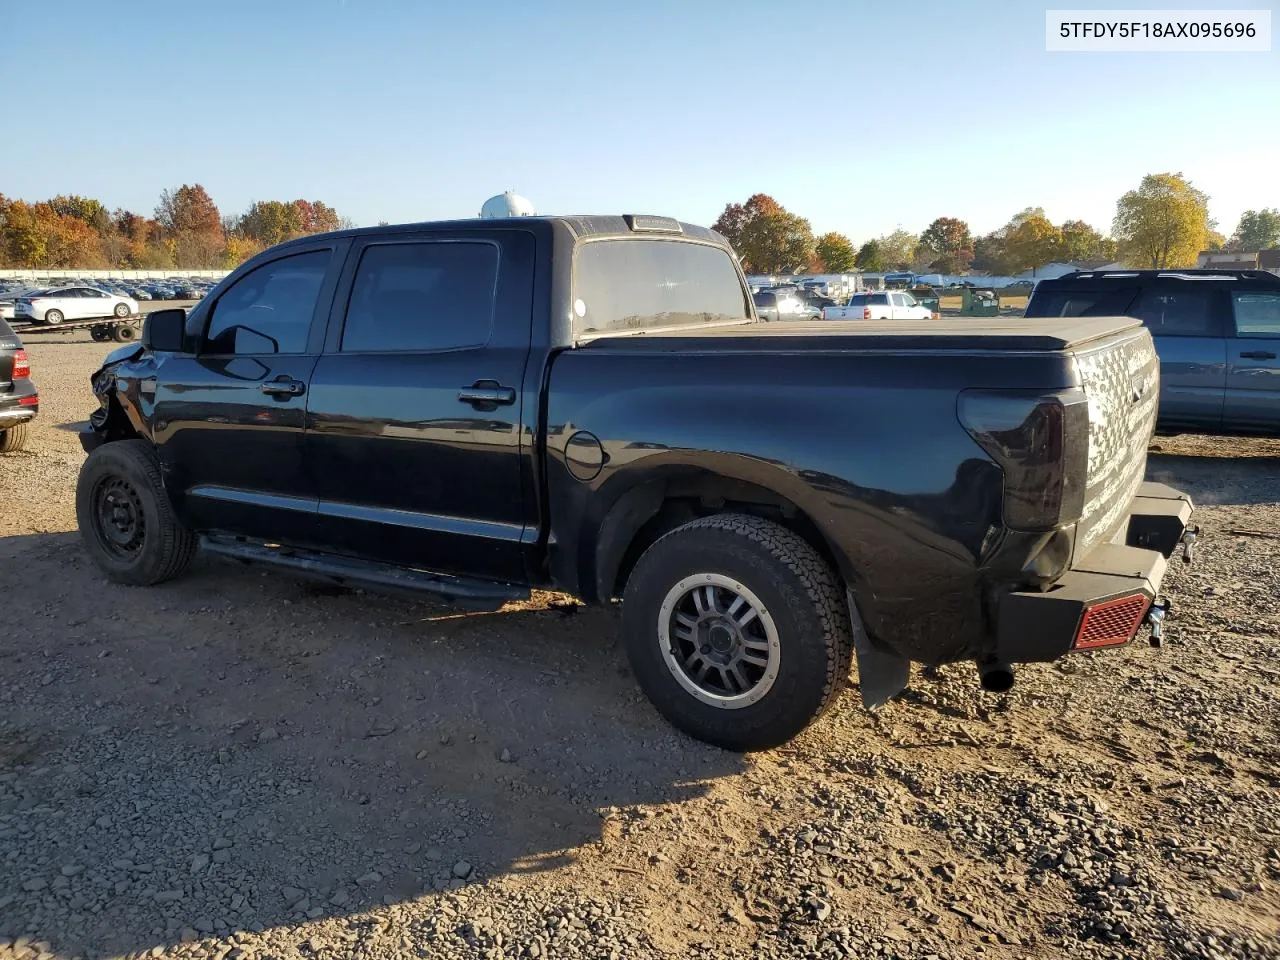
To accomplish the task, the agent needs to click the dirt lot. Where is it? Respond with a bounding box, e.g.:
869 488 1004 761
2 335 1279 960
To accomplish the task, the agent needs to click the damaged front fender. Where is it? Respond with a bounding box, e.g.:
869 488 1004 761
83 344 154 452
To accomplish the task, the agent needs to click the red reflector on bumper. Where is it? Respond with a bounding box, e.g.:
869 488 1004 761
1073 594 1150 650
18 395 39 407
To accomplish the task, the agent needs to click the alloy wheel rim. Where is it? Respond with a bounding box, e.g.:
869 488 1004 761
657 573 780 709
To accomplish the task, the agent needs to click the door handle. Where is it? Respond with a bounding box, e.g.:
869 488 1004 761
260 377 305 397
1240 350 1277 360
458 382 516 407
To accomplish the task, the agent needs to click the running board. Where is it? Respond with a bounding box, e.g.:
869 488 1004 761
200 534 529 611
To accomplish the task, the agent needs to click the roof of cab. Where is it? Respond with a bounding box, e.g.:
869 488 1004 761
272 215 726 250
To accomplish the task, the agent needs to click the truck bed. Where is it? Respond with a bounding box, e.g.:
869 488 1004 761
579 316 1142 353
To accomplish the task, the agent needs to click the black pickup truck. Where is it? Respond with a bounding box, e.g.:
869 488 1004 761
76 215 1196 750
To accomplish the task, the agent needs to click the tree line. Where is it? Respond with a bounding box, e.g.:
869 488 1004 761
0 185 352 270
714 174 1280 275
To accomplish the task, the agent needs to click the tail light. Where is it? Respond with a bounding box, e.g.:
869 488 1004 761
863 306 871 319
958 388 1089 530
11 349 30 379
1073 594 1150 649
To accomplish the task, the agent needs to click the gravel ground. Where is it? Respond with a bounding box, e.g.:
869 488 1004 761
2 334 1278 960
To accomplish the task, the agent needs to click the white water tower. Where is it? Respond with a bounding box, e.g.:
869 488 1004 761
479 191 536 219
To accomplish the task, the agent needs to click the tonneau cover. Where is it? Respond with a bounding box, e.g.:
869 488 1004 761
579 316 1143 353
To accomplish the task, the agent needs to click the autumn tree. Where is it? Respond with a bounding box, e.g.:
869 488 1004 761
2 201 46 266
1058 220 1116 263
1232 208 1280 251
712 194 814 273
1004 214 1062 273
855 240 885 271
1113 173 1211 269
920 217 971 256
877 229 919 271
814 232 856 272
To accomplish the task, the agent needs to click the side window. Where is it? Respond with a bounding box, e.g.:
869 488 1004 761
1233 292 1280 337
1129 286 1219 336
902 294 918 307
872 294 889 306
203 250 329 355
341 241 498 353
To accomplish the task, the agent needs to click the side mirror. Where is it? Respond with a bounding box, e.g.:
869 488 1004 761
143 308 187 352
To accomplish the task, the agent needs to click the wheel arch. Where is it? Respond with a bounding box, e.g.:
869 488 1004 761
583 457 851 604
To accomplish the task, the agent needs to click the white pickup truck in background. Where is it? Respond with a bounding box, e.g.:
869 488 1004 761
822 291 938 321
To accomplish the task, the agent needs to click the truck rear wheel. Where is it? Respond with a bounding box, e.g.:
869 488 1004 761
76 439 198 585
0 422 29 453
621 514 852 751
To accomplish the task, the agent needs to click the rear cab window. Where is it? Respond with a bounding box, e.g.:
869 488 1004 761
573 239 750 336
1026 287 1138 318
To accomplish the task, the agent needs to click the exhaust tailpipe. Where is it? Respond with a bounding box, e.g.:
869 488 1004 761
977 660 1015 693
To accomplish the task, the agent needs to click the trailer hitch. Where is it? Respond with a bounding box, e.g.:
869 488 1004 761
1179 524 1200 565
1146 597 1172 647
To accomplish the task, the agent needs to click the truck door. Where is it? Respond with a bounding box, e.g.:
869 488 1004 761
150 242 346 544
1128 282 1227 432
303 229 535 583
1224 288 1280 432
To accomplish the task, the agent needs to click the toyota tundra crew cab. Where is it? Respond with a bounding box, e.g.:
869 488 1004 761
76 215 1195 751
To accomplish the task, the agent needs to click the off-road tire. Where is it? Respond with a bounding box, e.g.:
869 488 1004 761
0 422 29 453
76 439 197 585
621 513 853 751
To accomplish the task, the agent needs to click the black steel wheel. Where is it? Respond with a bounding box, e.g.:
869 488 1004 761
76 440 198 585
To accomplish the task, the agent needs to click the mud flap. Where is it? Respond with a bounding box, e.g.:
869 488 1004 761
847 588 910 709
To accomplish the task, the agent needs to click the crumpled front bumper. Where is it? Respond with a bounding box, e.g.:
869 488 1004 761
995 482 1194 662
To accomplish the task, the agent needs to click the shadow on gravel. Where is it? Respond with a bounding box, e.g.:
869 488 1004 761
0 532 745 957
1147 453 1280 506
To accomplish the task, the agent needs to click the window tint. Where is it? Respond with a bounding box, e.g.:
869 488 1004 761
1233 292 1280 336
752 292 777 308
870 293 889 306
341 241 498 353
205 250 329 354
1130 287 1218 337
1026 287 1138 318
573 240 749 334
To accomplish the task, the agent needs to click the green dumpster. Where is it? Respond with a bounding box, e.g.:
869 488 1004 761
910 285 940 317
959 287 1000 317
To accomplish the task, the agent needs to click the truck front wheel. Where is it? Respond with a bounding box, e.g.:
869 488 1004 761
621 514 852 751
76 440 198 585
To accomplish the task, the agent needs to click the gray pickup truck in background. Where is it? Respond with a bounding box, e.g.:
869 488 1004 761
1026 270 1280 435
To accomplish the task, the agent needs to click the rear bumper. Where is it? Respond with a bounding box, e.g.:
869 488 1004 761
995 482 1193 663
0 381 39 424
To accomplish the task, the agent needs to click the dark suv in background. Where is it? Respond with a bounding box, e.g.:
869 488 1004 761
1025 270 1280 435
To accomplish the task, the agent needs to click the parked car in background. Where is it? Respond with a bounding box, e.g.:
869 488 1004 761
822 291 937 320
752 289 821 321
0 317 38 452
75 214 1194 751
14 286 139 325
1025 269 1280 436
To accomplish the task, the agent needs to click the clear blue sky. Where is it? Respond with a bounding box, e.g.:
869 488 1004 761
5 0 1278 242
